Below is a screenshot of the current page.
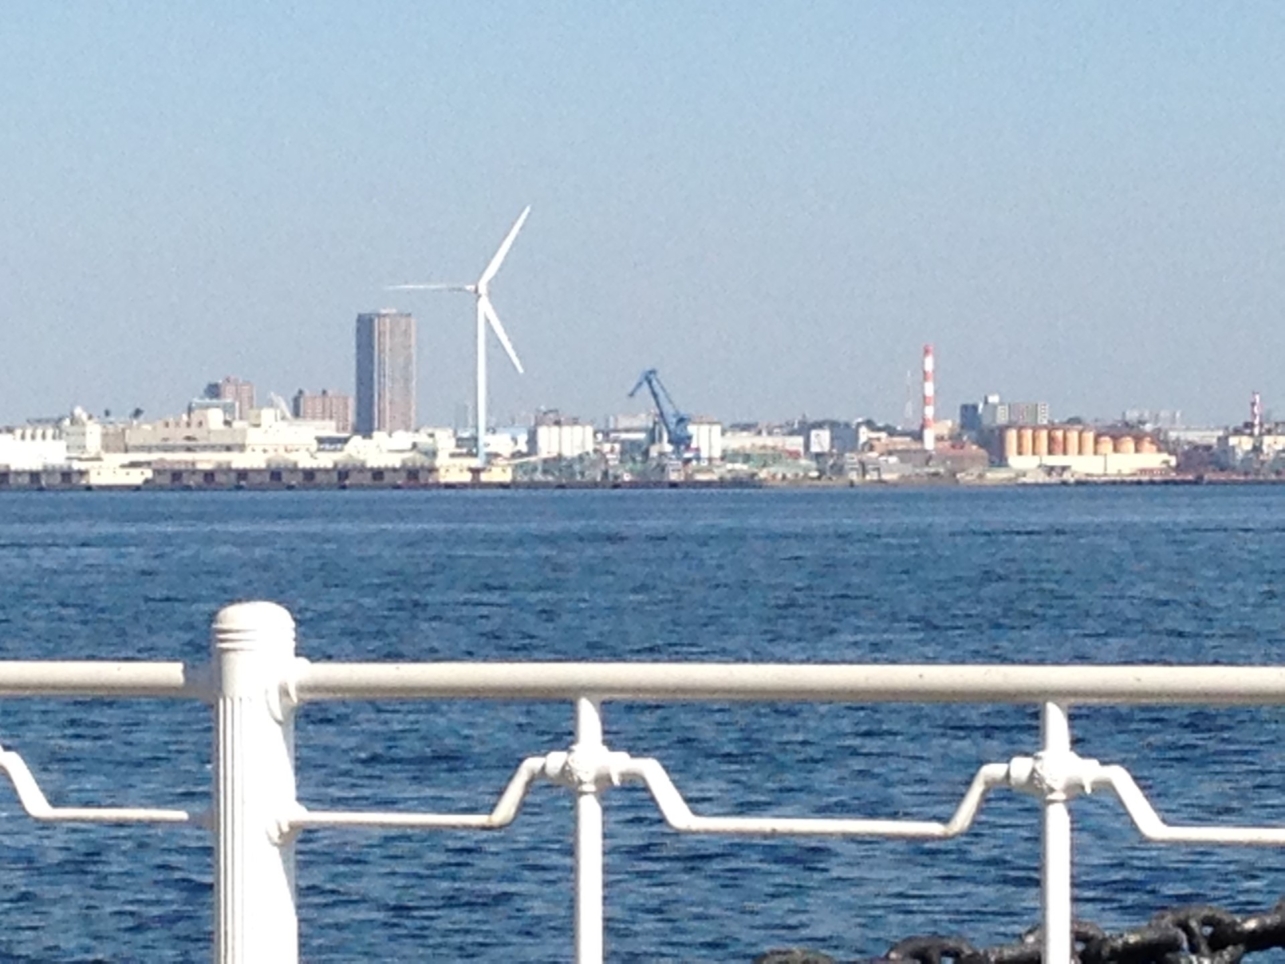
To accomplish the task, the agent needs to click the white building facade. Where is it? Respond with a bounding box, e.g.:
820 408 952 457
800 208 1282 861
532 424 596 460
0 427 67 469
688 421 723 462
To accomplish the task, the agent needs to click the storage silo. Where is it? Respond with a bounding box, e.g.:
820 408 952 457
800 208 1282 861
1138 436 1158 454
1064 427 1081 457
1018 427 1034 456
1049 428 1065 456
1094 434 1113 456
1003 427 1019 461
1034 427 1049 457
1115 435 1136 455
1080 429 1095 456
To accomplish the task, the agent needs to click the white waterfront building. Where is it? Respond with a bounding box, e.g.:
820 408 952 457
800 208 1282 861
688 420 723 463
122 408 335 464
532 423 596 460
1220 430 1285 467
0 426 67 469
721 431 806 457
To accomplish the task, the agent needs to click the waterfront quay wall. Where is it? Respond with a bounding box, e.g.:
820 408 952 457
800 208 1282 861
147 465 432 490
0 465 437 490
0 465 766 491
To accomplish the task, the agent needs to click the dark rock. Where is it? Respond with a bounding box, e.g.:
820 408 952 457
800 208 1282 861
753 951 838 964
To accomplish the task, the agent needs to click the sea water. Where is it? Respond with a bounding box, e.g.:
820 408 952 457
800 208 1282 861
0 487 1283 961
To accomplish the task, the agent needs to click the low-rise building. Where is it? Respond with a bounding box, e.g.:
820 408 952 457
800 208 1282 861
292 389 354 434
0 426 67 469
722 431 806 457
82 464 153 487
203 376 255 420
532 422 596 460
689 420 723 462
121 408 335 465
436 458 514 484
340 430 438 468
485 430 525 460
1219 431 1285 469
962 394 1050 433
64 412 103 457
1005 452 1176 476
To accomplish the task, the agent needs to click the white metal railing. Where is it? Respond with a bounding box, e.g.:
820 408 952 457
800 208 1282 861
0 601 1283 962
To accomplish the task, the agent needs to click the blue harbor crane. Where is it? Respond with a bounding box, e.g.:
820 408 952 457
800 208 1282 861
629 368 693 459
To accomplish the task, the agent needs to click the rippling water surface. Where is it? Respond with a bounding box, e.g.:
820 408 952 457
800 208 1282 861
1 487 1284 961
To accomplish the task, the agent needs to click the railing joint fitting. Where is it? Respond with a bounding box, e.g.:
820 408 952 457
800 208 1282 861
266 658 309 723
1008 751 1101 802
545 746 632 793
272 804 307 844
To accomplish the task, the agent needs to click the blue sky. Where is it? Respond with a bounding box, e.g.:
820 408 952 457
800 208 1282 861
2 3 1283 426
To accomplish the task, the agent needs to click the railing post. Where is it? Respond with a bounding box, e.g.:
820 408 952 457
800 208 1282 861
1041 701 1073 964
211 602 299 964
574 697 605 964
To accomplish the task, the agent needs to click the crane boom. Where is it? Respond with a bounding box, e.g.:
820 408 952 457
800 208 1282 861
628 368 693 457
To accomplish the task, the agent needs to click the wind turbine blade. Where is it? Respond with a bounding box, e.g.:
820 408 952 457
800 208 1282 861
481 296 524 374
478 206 531 287
386 283 472 291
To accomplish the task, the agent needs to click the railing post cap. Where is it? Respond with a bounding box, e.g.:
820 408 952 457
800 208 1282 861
211 601 296 654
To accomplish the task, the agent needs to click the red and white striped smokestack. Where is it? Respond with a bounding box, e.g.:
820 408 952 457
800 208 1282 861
922 344 935 452
1252 391 1263 438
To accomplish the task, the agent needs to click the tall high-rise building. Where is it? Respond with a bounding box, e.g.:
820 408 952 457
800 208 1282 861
355 310 416 434
292 389 354 434
204 376 255 420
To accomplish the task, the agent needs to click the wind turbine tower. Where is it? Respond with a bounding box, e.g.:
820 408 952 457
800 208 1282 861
390 207 531 468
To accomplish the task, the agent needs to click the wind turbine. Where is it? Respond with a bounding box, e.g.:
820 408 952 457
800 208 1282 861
390 206 531 468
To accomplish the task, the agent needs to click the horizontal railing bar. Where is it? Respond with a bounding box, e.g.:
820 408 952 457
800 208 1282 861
0 659 1283 705
1097 764 1285 845
0 661 200 698
626 757 1012 837
295 662 1285 705
0 746 201 825
282 756 548 835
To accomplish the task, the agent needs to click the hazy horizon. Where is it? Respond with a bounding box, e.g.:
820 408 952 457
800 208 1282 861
3 4 1282 429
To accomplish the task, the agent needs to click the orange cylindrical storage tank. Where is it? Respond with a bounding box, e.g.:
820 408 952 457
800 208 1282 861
1137 436 1158 454
1018 427 1034 456
1064 427 1081 457
1115 435 1136 455
1003 427 1019 461
1033 427 1049 457
1080 429 1095 455
1094 434 1113 456
1049 428 1065 456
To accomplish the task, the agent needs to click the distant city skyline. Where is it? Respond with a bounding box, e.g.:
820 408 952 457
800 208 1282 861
3 5 1283 427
